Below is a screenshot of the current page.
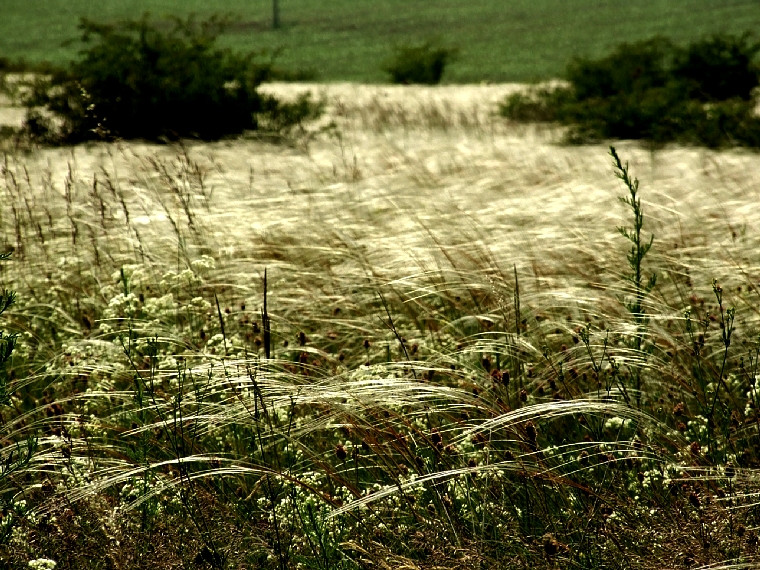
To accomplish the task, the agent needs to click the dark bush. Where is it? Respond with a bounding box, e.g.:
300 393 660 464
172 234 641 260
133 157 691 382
383 41 457 85
501 33 760 148
499 86 571 123
256 91 324 135
22 15 318 143
672 33 760 101
564 84 705 143
0 57 58 74
566 37 676 100
691 99 760 147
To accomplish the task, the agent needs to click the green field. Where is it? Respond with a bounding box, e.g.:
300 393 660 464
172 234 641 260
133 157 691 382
2 0 759 82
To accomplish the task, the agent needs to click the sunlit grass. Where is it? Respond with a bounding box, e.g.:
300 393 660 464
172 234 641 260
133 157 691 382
1 84 760 568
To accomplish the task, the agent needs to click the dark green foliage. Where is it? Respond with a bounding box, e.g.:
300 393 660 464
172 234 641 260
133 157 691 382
562 82 701 143
501 33 760 148
257 92 325 135
0 253 36 547
691 98 760 147
22 15 317 143
383 41 457 85
673 33 760 101
0 253 18 407
0 57 58 74
498 86 571 123
567 37 676 101
0 57 28 73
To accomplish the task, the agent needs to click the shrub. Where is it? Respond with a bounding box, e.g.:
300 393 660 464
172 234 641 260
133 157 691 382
22 15 318 143
383 41 457 84
672 33 760 101
562 84 707 143
256 92 324 135
501 33 760 148
0 57 58 74
692 98 760 147
566 37 676 101
499 86 571 123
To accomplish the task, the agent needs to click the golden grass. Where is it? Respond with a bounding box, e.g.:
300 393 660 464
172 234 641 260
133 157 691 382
3 83 760 568
7 82 759 319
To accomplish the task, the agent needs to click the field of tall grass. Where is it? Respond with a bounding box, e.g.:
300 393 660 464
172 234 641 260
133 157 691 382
2 83 760 568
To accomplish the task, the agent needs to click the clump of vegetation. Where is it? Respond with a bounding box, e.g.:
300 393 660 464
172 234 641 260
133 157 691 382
501 33 760 147
383 40 457 84
21 15 320 143
0 252 37 547
673 32 760 101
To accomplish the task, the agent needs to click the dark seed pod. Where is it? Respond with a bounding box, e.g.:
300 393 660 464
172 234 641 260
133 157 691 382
525 421 537 443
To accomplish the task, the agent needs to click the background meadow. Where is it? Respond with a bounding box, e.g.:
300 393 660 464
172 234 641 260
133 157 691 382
1 0 760 81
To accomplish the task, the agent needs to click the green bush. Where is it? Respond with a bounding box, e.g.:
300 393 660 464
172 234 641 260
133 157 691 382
566 37 676 101
501 33 760 148
22 15 318 143
383 41 457 85
498 86 572 123
672 33 760 101
692 98 760 147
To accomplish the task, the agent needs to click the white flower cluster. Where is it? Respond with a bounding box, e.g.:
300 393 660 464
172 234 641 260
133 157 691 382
159 268 203 291
603 416 635 434
103 292 142 321
112 264 151 290
190 255 216 274
28 559 57 570
1 498 28 539
257 472 355 562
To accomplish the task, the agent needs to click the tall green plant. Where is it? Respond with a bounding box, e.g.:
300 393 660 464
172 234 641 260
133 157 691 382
0 254 18 410
0 252 36 543
611 147 656 407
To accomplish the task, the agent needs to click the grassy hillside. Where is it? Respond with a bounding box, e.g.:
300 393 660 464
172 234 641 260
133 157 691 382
1 0 759 82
